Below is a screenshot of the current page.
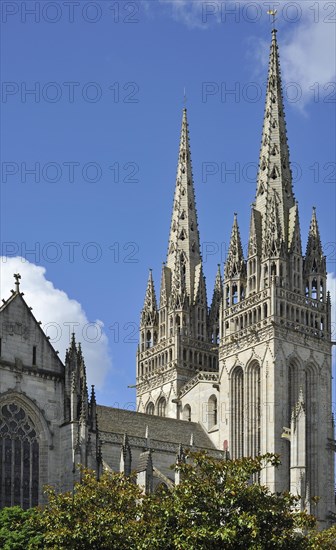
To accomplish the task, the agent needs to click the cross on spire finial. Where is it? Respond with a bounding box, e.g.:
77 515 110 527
267 9 277 30
14 273 21 293
183 86 187 108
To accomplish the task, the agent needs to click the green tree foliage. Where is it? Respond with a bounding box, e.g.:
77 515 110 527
139 452 315 550
1 454 335 549
0 506 42 549
30 469 144 549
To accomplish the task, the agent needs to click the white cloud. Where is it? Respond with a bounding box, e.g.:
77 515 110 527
280 3 336 109
0 257 112 390
158 0 208 29
154 1 335 109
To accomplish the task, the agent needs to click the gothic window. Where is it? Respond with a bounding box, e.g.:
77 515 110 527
146 331 152 349
247 363 261 481
231 367 244 459
263 303 268 318
232 285 238 305
208 395 218 430
305 281 309 297
0 403 39 509
180 210 186 220
312 279 317 300
182 404 191 421
226 285 230 307
157 397 166 417
32 346 37 366
305 365 317 501
320 280 324 302
146 402 154 415
190 222 194 231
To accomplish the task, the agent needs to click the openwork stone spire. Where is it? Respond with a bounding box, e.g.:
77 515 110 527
255 29 295 244
166 108 201 299
225 214 245 279
141 269 158 325
304 207 326 275
209 264 223 343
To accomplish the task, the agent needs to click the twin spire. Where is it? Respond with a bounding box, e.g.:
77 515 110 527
140 29 325 334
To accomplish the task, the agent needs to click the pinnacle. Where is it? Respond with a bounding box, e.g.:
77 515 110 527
306 207 323 257
225 214 245 279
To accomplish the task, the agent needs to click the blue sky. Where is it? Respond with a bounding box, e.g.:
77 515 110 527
0 1 335 410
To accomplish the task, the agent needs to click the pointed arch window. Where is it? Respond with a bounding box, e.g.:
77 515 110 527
179 230 186 241
208 395 218 429
0 403 39 509
320 280 324 302
157 397 166 417
146 402 154 415
182 404 191 422
231 367 244 459
232 284 238 305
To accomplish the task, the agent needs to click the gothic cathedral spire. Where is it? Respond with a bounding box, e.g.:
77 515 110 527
255 29 295 246
166 108 202 301
136 109 218 419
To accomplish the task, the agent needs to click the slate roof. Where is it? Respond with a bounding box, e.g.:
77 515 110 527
96 405 216 450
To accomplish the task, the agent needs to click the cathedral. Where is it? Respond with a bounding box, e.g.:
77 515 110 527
0 30 335 528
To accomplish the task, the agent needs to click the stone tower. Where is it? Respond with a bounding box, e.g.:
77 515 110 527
218 29 335 526
136 109 219 418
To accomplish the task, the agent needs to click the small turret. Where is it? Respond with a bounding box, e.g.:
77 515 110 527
304 207 326 301
224 214 246 308
140 269 158 352
209 265 222 344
